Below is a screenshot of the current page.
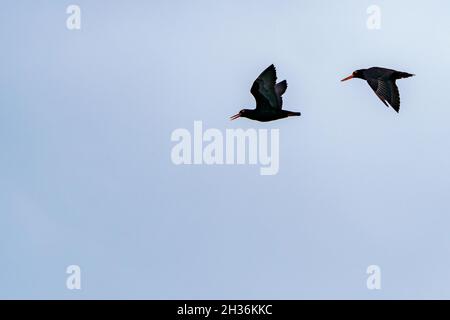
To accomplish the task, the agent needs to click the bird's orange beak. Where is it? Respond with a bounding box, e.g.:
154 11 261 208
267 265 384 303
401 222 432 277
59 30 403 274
230 113 240 121
341 74 354 82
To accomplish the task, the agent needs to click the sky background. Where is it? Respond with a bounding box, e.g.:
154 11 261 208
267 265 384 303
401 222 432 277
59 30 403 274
1 0 450 299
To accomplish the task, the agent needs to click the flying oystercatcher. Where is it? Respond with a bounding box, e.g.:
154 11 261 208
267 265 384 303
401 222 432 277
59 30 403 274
341 67 414 113
231 64 301 122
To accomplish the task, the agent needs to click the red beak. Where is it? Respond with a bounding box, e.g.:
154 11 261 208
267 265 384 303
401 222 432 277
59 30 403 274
230 113 240 121
341 74 354 82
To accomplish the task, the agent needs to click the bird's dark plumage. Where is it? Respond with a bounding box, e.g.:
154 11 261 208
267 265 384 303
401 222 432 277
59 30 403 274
231 65 301 122
341 67 414 113
250 64 279 111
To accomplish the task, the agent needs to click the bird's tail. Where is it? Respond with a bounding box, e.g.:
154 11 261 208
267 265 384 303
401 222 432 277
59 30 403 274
395 71 415 79
287 111 301 117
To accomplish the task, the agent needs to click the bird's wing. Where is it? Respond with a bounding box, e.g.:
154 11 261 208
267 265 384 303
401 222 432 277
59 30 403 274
275 80 287 107
367 79 400 112
250 64 280 111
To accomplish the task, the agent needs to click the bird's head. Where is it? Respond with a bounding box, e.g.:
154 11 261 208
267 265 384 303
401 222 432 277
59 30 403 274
341 69 365 81
230 109 252 120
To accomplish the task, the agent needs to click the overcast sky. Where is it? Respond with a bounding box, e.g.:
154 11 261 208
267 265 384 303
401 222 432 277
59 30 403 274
2 0 450 299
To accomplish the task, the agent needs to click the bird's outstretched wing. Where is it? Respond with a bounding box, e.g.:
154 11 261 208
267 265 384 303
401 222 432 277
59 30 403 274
251 65 280 111
275 80 287 107
367 79 400 112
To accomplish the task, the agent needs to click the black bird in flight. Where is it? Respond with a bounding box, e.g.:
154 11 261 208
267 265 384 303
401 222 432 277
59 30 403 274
341 67 414 113
230 64 301 122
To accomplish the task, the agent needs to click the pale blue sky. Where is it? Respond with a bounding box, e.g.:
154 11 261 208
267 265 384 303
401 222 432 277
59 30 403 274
1 0 450 299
